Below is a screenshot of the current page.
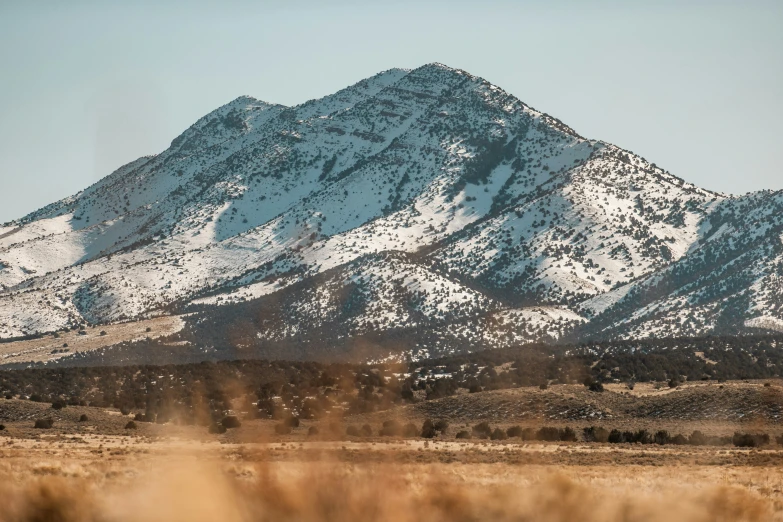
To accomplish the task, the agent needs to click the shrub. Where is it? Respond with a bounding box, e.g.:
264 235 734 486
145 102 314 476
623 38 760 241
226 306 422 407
689 430 707 446
668 378 681 388
539 382 548 390
209 423 227 434
221 416 242 429
134 413 145 421
421 419 436 438
34 419 54 429
0 425 5 431
360 424 373 437
380 420 402 437
583 426 609 443
583 377 604 392
124 421 137 430
455 430 471 439
776 435 783 446
631 429 651 444
521 428 537 441
400 423 417 437
490 428 507 440
608 429 624 444
346 425 360 437
559 427 578 442
30 394 42 403
274 423 292 435
506 425 523 438
283 416 300 428
308 426 319 436
79 414 89 422
472 422 492 439
537 427 561 442
732 432 769 448
653 430 671 445
671 434 688 445
120 406 130 416
51 399 66 410
421 419 448 438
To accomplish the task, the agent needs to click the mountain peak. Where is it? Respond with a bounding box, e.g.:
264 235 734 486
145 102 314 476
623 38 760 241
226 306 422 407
0 65 780 362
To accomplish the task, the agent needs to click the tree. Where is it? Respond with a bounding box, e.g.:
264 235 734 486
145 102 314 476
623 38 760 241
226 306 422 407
421 420 436 438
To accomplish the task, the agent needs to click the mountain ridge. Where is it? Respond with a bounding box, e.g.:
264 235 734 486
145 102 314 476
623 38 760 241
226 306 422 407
1 62 780 362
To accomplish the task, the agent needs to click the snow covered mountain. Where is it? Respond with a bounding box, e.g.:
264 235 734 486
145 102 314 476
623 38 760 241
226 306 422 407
1 63 780 361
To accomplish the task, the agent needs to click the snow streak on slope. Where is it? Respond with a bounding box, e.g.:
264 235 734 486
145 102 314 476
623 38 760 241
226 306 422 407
1 63 781 361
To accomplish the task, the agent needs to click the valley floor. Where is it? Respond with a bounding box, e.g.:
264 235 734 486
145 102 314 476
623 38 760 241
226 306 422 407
1 385 783 522
0 435 781 521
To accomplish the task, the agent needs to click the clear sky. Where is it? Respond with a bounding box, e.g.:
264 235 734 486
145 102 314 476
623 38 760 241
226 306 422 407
0 0 781 223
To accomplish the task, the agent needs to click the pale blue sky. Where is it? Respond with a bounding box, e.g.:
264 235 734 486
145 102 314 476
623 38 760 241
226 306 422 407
1 0 781 223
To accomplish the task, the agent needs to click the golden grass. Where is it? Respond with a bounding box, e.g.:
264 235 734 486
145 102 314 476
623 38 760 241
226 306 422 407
0 438 781 522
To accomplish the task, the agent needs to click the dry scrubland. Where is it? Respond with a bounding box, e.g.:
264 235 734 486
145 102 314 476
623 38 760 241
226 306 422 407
0 435 782 522
2 396 783 521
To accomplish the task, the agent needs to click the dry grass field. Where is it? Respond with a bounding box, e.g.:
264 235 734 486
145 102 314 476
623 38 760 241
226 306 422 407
0 315 184 366
0 435 781 521
2 385 783 522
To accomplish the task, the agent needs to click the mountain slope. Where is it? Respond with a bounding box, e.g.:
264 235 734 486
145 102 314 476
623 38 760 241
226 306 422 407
0 63 780 362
